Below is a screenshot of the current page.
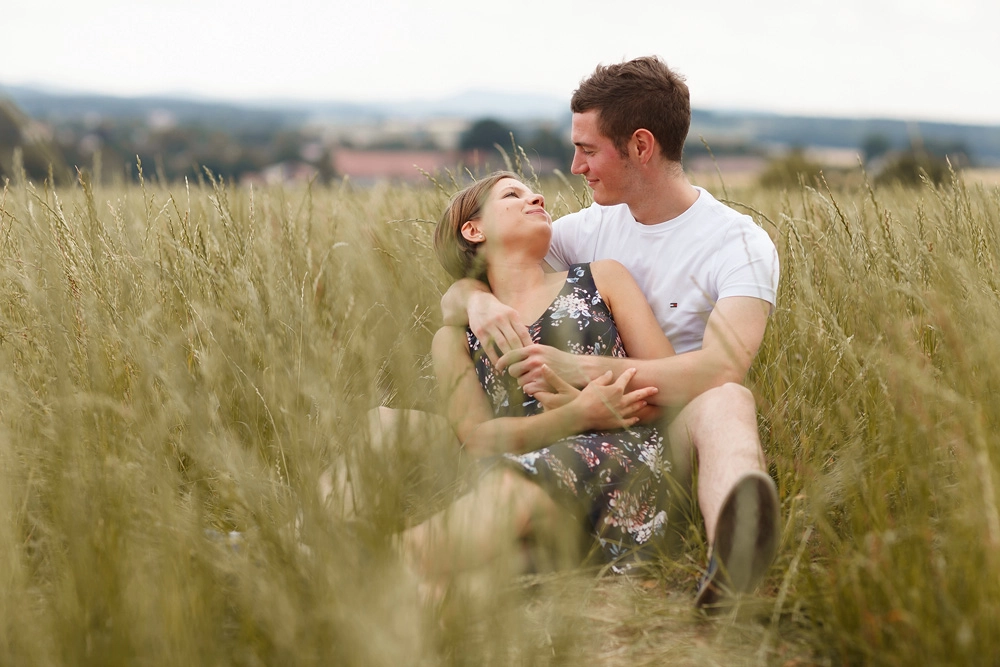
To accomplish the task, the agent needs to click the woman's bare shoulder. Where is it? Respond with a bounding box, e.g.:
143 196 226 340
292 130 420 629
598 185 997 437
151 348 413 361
589 259 634 286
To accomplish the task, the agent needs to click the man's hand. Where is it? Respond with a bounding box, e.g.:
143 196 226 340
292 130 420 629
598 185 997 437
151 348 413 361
497 344 589 395
569 368 659 431
469 291 532 366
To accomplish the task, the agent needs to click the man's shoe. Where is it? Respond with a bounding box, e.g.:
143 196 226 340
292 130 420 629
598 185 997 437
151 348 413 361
695 470 780 608
694 551 723 608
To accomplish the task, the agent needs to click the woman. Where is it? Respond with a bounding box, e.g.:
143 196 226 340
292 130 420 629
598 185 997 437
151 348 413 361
402 171 675 581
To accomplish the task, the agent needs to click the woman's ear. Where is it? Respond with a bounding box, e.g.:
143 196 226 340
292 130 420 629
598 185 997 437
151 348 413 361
461 220 484 244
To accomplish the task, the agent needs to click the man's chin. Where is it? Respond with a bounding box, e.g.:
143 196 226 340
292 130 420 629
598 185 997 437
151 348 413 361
591 191 619 207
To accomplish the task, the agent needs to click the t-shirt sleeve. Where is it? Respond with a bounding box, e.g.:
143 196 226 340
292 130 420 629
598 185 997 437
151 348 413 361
715 221 780 309
544 207 592 271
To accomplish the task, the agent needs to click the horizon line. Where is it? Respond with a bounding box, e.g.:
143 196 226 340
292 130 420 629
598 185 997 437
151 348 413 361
2 80 999 129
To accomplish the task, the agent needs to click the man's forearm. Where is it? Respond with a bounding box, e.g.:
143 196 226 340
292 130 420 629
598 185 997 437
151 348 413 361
578 352 743 408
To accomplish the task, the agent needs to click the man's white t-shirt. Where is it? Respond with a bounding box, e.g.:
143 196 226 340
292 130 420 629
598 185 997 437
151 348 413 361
545 187 779 354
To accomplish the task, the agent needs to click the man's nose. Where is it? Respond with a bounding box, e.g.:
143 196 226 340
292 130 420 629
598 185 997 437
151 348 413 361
571 150 586 174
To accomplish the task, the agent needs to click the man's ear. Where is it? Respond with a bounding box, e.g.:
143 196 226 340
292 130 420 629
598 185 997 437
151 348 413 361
460 220 484 244
631 129 658 165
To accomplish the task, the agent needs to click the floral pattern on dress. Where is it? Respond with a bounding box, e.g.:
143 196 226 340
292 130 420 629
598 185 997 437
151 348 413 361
467 263 671 571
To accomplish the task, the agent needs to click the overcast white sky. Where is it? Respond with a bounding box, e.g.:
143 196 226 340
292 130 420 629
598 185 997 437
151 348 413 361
4 0 999 125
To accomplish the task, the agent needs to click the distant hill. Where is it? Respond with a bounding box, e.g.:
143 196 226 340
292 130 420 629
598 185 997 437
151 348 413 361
3 85 1000 182
1 84 313 129
5 85 999 163
690 109 1000 164
0 85 568 125
0 97 70 183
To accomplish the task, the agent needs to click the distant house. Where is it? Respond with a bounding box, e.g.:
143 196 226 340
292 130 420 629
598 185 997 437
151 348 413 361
332 149 461 184
241 161 319 186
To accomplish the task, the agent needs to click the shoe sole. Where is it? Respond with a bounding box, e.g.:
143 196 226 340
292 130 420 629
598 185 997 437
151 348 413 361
701 471 780 604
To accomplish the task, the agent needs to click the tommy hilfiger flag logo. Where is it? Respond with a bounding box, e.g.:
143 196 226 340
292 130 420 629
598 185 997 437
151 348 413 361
669 303 678 308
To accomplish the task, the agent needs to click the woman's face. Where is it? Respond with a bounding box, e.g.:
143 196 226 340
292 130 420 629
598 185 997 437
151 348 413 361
464 178 551 250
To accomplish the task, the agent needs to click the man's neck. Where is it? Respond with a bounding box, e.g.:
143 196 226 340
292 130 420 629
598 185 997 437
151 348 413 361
627 169 700 226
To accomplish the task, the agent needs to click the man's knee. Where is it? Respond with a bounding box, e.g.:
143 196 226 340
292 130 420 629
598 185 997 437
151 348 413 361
667 383 760 474
692 382 755 413
677 383 756 431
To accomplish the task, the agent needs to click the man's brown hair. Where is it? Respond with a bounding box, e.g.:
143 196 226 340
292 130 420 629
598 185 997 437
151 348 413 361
571 56 690 163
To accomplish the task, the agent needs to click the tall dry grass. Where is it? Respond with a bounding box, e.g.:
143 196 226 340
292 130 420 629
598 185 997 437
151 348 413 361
1 155 999 664
737 174 1000 665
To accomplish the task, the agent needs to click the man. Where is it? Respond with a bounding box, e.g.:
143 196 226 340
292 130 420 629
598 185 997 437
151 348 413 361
441 56 780 607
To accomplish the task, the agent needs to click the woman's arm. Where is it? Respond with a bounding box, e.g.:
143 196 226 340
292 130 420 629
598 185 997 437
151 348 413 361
590 259 674 360
431 327 653 457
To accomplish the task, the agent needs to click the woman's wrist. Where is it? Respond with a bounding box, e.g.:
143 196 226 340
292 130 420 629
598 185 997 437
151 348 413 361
556 394 592 433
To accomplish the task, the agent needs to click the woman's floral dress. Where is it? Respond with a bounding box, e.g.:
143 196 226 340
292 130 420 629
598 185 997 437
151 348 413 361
467 263 670 570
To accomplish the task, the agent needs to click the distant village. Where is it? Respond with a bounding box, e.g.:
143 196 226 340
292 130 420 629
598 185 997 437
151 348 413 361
2 87 999 189
243 116 569 187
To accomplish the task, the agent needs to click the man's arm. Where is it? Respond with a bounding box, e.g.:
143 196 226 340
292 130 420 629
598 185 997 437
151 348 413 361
439 278 532 365
500 296 771 408
432 327 655 457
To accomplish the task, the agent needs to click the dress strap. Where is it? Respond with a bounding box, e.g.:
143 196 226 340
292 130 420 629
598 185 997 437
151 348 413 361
565 262 598 296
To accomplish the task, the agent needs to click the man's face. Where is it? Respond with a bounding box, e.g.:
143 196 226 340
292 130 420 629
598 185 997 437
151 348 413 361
570 110 634 206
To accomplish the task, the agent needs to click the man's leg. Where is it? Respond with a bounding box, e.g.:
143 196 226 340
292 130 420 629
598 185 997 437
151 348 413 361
667 383 780 605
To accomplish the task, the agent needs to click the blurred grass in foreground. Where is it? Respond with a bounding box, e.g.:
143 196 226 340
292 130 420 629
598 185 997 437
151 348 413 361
0 157 998 665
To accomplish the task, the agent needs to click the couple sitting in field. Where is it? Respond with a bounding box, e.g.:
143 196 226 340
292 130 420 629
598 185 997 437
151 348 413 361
402 56 781 608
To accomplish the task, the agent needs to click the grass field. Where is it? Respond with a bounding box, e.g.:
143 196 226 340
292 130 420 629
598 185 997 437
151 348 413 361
1 154 999 665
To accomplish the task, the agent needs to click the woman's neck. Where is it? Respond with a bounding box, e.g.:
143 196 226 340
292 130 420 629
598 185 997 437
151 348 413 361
486 258 548 307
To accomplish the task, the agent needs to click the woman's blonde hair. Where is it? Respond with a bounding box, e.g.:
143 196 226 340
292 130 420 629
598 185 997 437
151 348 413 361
433 170 522 283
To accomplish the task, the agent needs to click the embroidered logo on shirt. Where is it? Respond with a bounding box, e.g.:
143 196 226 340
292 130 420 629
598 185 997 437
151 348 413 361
669 303 678 308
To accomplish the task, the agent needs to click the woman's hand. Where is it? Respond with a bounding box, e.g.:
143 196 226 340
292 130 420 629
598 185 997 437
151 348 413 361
566 368 659 431
534 365 581 410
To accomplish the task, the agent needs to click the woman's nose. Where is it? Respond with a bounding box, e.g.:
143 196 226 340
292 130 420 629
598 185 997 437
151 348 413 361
530 193 545 208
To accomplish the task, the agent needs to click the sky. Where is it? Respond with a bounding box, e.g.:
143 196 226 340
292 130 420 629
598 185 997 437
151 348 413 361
4 0 999 125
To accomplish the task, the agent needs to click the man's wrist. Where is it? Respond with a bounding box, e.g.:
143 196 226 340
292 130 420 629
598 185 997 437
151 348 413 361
441 279 488 326
467 289 488 311
575 354 625 386
576 354 601 386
